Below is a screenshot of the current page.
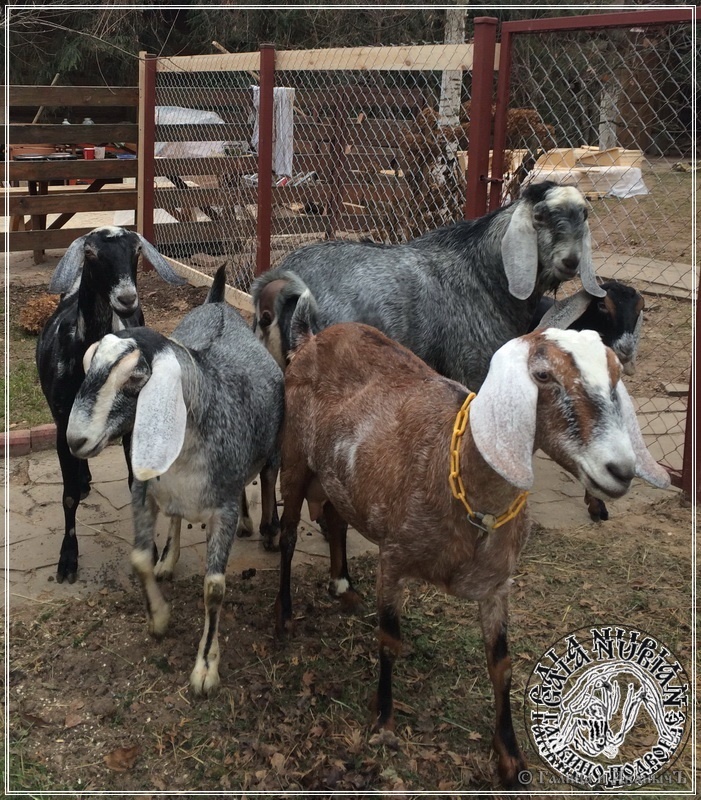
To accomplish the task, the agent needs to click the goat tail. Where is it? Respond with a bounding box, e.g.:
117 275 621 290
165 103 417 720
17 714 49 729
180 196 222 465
289 286 321 352
205 264 228 304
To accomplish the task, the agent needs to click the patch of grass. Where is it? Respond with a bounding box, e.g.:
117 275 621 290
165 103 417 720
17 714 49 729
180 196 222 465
3 359 52 430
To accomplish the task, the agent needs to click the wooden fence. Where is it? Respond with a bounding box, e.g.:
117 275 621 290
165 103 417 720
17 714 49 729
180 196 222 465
7 85 139 262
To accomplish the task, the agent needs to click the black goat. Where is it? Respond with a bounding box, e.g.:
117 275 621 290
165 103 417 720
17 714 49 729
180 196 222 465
36 226 186 583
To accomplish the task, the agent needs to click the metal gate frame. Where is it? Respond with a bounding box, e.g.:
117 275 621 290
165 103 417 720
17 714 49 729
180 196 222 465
488 7 696 498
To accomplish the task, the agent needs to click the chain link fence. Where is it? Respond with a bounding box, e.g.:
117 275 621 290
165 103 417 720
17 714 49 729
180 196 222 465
494 19 694 476
150 44 477 292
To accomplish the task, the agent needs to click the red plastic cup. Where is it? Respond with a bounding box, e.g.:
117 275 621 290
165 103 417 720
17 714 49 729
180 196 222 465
83 146 95 160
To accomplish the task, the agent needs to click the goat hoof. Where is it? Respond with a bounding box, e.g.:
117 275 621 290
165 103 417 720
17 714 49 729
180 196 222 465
190 664 220 696
79 486 91 501
237 516 254 538
262 533 280 552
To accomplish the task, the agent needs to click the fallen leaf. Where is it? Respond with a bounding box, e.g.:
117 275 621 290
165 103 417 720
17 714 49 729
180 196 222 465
302 670 315 687
64 713 84 729
104 745 140 771
468 731 482 741
270 752 286 772
369 729 400 750
20 713 52 728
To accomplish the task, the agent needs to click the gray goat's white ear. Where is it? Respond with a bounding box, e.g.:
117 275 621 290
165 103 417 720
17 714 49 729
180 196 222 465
131 350 187 480
501 202 539 300
579 227 606 298
615 381 671 489
49 235 89 293
469 337 537 489
535 289 595 330
136 235 188 285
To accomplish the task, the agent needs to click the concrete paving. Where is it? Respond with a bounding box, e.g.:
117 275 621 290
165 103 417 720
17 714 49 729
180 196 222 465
5 437 679 610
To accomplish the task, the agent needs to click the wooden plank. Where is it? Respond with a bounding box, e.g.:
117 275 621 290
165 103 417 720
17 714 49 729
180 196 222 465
154 87 253 109
9 225 136 252
9 158 138 181
154 184 336 208
153 155 256 177
9 85 138 107
155 51 261 74
342 182 411 205
154 122 252 142
9 189 137 216
163 258 253 314
153 220 255 244
9 123 138 145
275 43 481 72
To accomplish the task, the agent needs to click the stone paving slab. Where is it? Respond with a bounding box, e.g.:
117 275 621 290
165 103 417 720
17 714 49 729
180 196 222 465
6 438 678 610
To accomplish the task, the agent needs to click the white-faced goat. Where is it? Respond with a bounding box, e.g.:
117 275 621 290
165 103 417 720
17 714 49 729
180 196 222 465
530 279 646 520
36 227 186 584
66 266 284 695
252 180 605 391
275 315 669 789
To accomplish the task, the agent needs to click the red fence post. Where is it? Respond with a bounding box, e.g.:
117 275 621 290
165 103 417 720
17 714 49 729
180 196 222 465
489 26 513 212
464 17 497 220
680 273 699 500
256 43 275 277
137 52 156 258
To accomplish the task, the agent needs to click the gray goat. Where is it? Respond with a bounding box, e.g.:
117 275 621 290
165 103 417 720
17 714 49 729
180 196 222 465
36 226 186 584
66 266 284 695
252 180 605 391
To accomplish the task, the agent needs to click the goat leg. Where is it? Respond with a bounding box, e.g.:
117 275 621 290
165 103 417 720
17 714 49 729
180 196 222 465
236 489 254 538
259 462 281 551
154 516 182 581
371 555 402 731
479 593 528 789
275 467 311 636
131 486 170 638
55 424 82 584
584 490 609 521
324 502 362 610
122 432 134 490
191 505 238 696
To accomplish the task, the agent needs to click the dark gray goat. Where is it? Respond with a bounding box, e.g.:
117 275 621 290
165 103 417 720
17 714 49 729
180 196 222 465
530 278 646 521
252 180 605 391
66 266 284 695
36 226 186 584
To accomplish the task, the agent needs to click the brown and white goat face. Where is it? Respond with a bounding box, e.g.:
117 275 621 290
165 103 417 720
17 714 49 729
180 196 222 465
469 329 670 499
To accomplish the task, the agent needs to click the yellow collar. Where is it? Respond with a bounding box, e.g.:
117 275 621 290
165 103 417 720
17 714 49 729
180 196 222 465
449 392 528 532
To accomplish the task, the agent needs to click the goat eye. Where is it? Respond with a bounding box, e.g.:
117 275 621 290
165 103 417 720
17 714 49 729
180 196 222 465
533 211 545 224
534 370 550 383
582 207 589 221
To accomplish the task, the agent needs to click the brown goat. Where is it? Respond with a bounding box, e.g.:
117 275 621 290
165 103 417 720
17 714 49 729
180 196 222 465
276 320 669 789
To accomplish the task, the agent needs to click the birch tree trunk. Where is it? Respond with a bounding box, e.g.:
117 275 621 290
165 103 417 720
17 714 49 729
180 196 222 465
438 5 466 127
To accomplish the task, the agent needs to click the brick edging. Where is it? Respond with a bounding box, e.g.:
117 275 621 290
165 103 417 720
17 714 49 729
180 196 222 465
2 423 57 457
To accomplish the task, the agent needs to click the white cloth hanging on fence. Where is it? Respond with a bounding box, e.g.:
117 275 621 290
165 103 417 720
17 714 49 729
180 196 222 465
251 87 295 177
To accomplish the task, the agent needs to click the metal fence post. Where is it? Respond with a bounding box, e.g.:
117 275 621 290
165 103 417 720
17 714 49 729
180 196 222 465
256 43 275 276
489 26 513 212
464 16 497 220
137 52 156 258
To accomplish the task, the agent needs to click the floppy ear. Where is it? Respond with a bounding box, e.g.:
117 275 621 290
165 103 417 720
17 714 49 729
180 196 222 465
469 337 537 489
535 288 595 330
501 202 539 300
615 381 671 489
578 227 606 297
49 235 88 293
136 234 188 285
131 349 187 480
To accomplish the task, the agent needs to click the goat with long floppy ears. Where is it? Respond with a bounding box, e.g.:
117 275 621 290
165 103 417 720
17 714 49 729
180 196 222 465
275 315 669 789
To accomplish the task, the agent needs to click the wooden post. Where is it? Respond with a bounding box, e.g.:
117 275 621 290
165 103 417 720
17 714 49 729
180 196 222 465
256 43 275 277
464 17 497 219
137 51 157 255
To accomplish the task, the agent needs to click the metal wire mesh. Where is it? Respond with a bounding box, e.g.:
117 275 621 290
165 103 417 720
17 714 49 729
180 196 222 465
152 45 474 291
497 21 694 474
